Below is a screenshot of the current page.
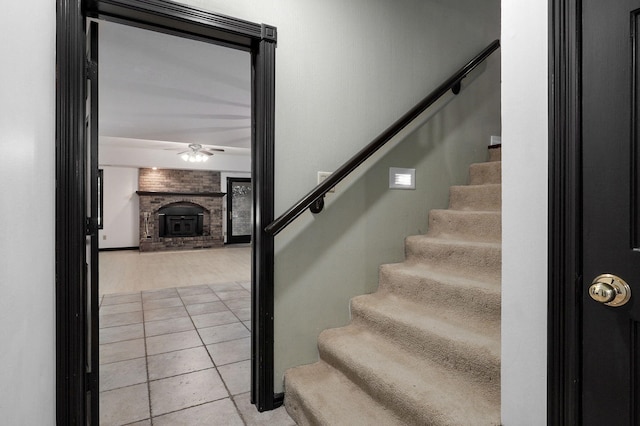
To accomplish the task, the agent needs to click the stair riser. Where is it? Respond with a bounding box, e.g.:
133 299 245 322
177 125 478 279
449 184 501 211
405 237 501 282
469 161 501 185
284 384 320 426
427 209 501 242
350 297 500 388
377 265 501 330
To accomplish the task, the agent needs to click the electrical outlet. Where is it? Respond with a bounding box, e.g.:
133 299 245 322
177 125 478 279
317 171 335 193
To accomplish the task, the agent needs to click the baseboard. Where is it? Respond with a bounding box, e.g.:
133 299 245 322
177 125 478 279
98 246 139 252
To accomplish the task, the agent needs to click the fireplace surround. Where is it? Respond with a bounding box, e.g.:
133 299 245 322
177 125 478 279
137 168 225 252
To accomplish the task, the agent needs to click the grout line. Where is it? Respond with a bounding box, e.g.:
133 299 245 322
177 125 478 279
178 287 248 426
141 292 154 425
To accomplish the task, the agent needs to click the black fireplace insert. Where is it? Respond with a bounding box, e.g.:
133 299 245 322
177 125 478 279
158 204 204 237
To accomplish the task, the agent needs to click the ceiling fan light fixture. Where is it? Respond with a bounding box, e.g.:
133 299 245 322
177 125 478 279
179 143 215 163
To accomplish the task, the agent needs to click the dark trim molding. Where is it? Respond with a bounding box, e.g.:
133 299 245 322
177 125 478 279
56 1 278 422
548 0 582 423
251 35 279 410
56 0 88 423
99 246 139 252
135 191 226 197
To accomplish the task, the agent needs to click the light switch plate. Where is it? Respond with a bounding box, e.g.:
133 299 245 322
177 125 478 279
317 171 335 193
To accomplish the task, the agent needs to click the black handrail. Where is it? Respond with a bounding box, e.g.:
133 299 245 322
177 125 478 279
265 39 500 236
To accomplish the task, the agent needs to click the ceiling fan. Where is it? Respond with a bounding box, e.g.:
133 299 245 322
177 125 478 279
176 143 224 162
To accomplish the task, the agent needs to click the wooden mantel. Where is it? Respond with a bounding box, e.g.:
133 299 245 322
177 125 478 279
135 191 226 197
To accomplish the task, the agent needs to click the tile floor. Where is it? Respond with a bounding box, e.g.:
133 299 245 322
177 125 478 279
99 281 295 425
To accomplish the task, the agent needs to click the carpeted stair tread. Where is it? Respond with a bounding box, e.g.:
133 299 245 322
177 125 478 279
449 184 501 211
284 361 407 426
318 326 500 425
469 161 501 185
350 292 500 385
378 262 500 331
427 209 501 242
405 236 501 282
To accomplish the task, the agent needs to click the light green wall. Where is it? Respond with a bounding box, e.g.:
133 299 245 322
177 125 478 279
177 0 500 392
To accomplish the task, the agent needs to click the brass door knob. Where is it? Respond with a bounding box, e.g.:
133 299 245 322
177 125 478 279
589 274 631 307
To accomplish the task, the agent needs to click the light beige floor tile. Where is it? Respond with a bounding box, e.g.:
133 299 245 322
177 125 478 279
208 282 244 292
100 323 144 344
181 292 220 305
124 421 151 426
206 337 250 366
149 369 228 417
214 290 250 301
100 383 150 426
222 298 250 310
176 284 213 296
236 280 251 291
198 322 250 345
143 297 183 310
100 302 142 315
234 392 296 426
146 330 202 356
152 398 243 426
145 316 194 337
191 310 238 329
186 301 229 316
100 338 146 365
100 311 143 328
100 357 147 392
218 360 250 395
143 306 188 322
102 293 141 306
230 307 251 321
142 288 179 301
147 346 213 380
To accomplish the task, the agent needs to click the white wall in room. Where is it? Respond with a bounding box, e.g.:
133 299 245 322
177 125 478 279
0 0 56 424
179 0 501 393
502 0 548 424
221 171 252 243
98 167 140 249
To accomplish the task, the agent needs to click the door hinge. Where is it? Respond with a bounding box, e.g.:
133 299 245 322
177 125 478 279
86 217 97 236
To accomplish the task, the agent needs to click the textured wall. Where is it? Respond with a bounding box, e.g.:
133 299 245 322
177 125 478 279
0 0 56 423
501 0 549 424
176 0 501 393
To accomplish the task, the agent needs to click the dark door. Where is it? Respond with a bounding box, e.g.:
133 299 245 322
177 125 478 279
227 177 252 244
85 20 100 425
583 1 640 423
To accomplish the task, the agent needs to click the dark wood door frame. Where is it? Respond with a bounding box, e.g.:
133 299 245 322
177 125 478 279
55 0 278 423
548 0 582 423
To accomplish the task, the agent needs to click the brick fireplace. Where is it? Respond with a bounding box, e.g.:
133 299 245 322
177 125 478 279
136 168 225 252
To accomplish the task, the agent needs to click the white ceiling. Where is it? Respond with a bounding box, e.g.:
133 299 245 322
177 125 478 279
98 20 251 157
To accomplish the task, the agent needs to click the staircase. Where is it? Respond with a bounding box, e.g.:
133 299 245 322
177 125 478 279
284 146 502 425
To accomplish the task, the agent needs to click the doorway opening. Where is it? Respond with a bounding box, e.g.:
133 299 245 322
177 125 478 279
96 18 258 423
56 1 277 423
